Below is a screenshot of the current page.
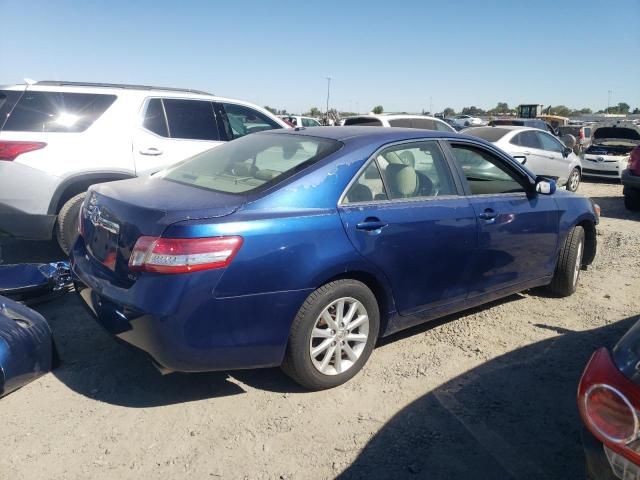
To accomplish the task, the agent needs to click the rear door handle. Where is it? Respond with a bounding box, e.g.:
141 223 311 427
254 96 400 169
139 147 163 156
356 217 388 231
478 209 497 221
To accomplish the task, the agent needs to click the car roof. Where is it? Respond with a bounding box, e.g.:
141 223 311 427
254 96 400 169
345 114 444 121
465 126 544 137
261 125 472 143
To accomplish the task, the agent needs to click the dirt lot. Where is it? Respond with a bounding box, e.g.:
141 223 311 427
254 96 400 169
1 179 638 480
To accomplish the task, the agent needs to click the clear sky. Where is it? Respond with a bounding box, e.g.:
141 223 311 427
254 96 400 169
2 0 639 114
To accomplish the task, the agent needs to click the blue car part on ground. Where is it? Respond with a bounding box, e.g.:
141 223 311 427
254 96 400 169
0 295 56 397
0 261 72 303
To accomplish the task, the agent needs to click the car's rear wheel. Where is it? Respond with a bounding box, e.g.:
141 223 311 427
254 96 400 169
624 190 640 211
566 168 581 192
56 192 86 255
547 225 585 297
281 279 379 390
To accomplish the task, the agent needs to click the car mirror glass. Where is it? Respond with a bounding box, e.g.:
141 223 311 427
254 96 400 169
535 178 556 195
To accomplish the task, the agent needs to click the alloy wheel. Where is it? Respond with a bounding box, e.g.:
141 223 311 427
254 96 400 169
309 297 370 376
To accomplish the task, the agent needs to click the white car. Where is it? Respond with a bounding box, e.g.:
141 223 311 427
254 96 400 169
280 115 322 127
342 114 455 132
0 81 289 253
465 126 583 191
582 121 640 179
452 115 483 128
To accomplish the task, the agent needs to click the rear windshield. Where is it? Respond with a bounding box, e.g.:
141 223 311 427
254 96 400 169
490 119 524 126
558 126 580 136
593 127 640 141
343 117 383 127
160 133 342 194
465 127 509 142
2 91 116 132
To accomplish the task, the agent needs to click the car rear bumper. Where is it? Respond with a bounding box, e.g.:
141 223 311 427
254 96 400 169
0 203 56 239
71 241 312 372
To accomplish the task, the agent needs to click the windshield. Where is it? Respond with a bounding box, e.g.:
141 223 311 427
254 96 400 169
159 133 342 194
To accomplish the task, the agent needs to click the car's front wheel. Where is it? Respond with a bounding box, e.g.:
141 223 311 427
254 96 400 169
547 225 585 297
281 279 379 390
566 168 581 192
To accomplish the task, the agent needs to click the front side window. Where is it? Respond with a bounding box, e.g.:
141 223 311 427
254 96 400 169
3 91 116 132
376 141 456 199
162 99 219 141
143 98 169 137
160 133 341 194
450 144 526 195
536 131 564 153
516 131 543 150
388 118 413 128
301 118 319 127
222 103 280 139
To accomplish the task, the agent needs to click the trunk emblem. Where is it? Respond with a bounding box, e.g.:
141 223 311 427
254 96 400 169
87 204 120 235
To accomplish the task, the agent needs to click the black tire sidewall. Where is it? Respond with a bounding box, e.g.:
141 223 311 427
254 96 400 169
284 280 380 390
56 192 86 255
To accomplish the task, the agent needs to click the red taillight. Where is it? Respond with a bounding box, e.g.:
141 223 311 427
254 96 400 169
578 348 640 465
579 129 585 140
0 141 47 161
128 236 243 274
628 146 640 175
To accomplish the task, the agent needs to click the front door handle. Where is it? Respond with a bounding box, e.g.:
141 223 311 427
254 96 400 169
478 208 497 221
356 217 388 231
139 147 163 156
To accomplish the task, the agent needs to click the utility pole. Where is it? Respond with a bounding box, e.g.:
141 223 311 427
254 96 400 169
607 90 612 114
429 96 433 115
326 76 332 117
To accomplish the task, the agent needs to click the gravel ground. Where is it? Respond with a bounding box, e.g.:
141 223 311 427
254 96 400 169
1 179 638 480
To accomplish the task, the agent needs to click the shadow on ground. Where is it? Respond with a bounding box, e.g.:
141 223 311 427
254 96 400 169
338 315 638 480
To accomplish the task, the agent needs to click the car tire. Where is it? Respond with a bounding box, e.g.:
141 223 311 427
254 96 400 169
281 279 380 390
566 168 581 192
56 192 86 255
624 191 640 211
547 225 585 297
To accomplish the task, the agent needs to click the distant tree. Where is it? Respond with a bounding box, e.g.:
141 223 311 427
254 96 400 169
461 106 485 116
372 105 384 114
633 108 640 115
306 107 321 117
443 107 455 117
617 102 631 114
579 107 592 114
488 102 513 115
264 106 277 115
549 105 571 117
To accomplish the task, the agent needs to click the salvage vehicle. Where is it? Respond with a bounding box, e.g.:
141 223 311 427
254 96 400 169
622 146 640 211
578 318 640 480
488 118 557 136
0 81 288 253
71 127 599 390
342 114 455 132
280 115 322 128
558 124 593 154
0 295 56 397
464 126 583 191
583 121 640 179
451 114 483 128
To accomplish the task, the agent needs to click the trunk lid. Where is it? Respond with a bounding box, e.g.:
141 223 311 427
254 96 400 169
81 176 244 282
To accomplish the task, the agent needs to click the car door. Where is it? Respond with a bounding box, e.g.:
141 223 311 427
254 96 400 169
133 98 223 174
338 140 477 316
535 131 570 181
509 130 549 175
446 141 559 296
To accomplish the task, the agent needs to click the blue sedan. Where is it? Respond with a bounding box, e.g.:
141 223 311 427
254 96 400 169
71 127 599 389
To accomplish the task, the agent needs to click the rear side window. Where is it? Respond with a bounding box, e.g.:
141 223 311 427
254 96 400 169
343 117 383 127
163 99 219 140
160 133 341 194
3 91 116 132
388 118 413 128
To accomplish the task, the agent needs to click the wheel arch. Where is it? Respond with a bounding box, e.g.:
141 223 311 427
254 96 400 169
577 218 597 266
48 172 135 215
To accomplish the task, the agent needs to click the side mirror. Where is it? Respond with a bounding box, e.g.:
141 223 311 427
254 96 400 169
535 177 557 195
562 146 573 157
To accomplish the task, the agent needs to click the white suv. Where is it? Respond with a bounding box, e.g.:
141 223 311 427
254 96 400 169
0 81 288 253
342 114 455 132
